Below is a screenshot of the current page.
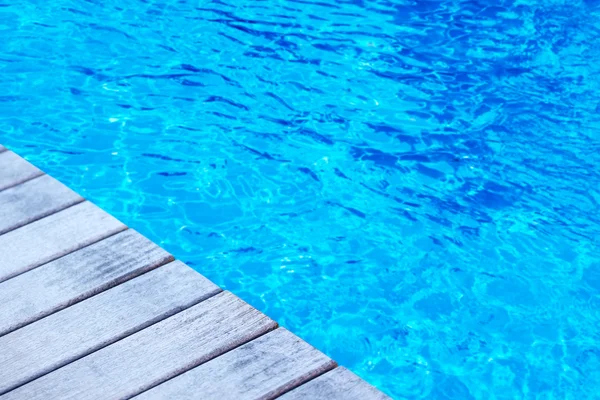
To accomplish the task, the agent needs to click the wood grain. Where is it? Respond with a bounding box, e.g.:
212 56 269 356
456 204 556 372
0 174 84 235
0 149 390 400
0 261 221 395
136 328 335 400
0 201 127 283
279 367 391 400
0 151 44 192
3 291 277 400
0 230 174 336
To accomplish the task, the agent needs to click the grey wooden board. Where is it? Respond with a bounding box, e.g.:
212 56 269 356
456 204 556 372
135 328 336 400
0 261 221 395
0 229 174 336
0 151 44 192
279 367 391 400
4 291 277 400
0 174 84 235
0 201 126 282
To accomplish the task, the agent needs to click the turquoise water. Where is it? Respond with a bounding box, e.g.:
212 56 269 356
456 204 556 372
2 0 600 398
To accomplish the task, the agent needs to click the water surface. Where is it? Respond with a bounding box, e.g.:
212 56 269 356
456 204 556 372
2 0 600 398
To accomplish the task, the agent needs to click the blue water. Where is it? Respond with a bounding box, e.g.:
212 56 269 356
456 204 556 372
2 0 600 398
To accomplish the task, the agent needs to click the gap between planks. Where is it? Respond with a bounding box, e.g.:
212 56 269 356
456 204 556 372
0 201 127 283
0 230 175 337
0 174 85 236
134 328 337 400
0 151 44 192
2 292 278 400
0 261 221 394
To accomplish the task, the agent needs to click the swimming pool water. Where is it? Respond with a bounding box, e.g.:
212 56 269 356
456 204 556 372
2 0 600 398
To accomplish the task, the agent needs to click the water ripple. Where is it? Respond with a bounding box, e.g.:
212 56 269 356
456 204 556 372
2 0 600 398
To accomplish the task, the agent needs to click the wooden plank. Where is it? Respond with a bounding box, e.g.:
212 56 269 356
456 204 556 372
0 229 174 336
0 261 221 395
0 174 84 235
0 151 44 192
279 367 391 400
3 291 277 400
135 328 336 400
0 201 127 283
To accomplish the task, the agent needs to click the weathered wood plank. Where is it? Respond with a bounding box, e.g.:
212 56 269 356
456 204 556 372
0 151 44 192
135 328 336 400
0 201 127 282
0 261 221 395
3 292 277 400
0 174 84 235
279 367 391 400
0 229 173 336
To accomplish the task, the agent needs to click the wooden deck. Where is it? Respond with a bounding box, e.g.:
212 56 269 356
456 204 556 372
0 145 390 400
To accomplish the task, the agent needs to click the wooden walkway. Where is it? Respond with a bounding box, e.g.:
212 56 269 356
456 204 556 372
0 145 390 400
